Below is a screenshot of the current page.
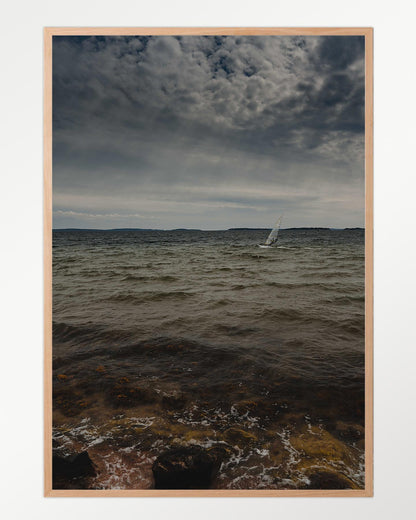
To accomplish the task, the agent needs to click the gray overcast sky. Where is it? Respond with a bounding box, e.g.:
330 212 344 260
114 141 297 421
53 35 365 229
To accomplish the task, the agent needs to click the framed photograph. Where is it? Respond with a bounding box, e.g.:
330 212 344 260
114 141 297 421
44 27 373 496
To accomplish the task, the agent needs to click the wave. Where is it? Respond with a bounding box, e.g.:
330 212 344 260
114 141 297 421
120 274 178 282
53 321 132 347
104 290 194 304
53 321 103 343
120 274 150 281
262 280 363 295
255 307 364 334
214 324 259 336
208 298 235 308
320 295 365 305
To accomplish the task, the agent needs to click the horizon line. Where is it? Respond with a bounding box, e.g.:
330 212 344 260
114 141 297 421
52 226 365 231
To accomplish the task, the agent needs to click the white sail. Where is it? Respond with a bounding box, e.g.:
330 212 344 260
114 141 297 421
264 216 283 246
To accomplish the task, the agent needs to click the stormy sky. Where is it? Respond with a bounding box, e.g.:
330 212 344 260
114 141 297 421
53 35 365 229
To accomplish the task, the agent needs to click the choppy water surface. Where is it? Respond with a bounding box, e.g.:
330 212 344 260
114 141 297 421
52 228 365 489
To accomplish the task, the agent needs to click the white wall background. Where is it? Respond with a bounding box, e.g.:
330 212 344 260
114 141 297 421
1 0 415 518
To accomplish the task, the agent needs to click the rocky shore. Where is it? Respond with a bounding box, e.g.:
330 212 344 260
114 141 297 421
52 338 364 490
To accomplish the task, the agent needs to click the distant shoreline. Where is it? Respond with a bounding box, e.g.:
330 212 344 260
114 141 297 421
53 227 365 232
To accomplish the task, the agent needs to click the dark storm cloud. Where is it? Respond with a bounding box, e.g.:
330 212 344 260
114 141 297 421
318 36 364 70
52 35 365 229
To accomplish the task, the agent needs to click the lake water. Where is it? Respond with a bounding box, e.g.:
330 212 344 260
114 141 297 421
52 228 365 490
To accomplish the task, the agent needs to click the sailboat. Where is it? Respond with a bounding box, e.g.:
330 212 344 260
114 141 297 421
259 215 283 248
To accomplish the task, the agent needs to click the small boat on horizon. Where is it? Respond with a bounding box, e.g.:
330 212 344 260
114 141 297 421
258 215 283 248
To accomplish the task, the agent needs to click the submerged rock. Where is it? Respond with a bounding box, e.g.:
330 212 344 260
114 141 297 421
53 387 89 417
53 450 96 489
223 427 257 445
306 470 354 489
152 446 225 489
327 421 365 446
107 379 155 408
162 393 187 410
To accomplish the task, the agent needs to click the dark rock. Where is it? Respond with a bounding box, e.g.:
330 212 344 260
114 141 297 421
328 422 365 444
152 446 226 489
53 451 96 489
162 393 187 410
107 380 154 408
306 470 353 489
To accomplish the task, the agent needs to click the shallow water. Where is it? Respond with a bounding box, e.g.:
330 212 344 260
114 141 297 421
52 228 365 489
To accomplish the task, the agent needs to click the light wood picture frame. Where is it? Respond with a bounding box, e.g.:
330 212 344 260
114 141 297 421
43 27 373 497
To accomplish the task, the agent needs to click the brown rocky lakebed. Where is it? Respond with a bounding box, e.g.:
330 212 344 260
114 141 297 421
52 337 364 490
